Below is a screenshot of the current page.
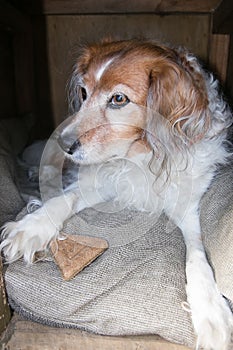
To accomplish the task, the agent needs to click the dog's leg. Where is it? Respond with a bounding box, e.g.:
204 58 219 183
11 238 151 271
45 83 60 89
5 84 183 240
0 191 79 263
172 207 233 350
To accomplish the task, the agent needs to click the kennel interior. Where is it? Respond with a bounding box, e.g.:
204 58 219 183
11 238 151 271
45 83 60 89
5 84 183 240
0 1 233 349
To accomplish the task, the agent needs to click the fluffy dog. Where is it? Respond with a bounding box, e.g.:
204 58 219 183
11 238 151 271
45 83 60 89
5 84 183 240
1 39 233 349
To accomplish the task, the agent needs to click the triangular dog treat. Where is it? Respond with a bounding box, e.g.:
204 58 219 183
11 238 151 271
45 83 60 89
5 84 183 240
50 234 108 281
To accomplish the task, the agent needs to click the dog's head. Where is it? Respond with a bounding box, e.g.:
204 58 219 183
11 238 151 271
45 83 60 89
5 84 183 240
60 39 210 165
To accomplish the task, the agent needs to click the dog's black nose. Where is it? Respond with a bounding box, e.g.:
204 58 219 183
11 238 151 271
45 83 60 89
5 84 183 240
58 135 81 155
68 140 81 155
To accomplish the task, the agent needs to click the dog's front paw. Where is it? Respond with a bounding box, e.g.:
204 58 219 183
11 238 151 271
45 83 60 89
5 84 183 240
0 211 59 264
188 286 233 350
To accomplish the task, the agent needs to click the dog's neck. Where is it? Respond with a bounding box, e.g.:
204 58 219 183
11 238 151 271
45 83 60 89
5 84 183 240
126 138 151 158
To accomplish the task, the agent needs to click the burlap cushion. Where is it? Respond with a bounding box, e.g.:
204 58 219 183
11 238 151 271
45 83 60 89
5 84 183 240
4 164 233 348
0 116 34 226
201 167 233 304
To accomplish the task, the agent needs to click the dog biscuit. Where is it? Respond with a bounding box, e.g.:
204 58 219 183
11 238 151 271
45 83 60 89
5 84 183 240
50 234 108 280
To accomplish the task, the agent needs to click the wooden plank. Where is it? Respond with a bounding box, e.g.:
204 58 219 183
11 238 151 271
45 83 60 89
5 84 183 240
10 0 221 15
225 35 233 103
0 1 35 117
13 21 35 115
0 30 17 119
208 34 230 83
31 16 54 139
0 1 30 31
0 258 11 335
212 0 233 34
1 314 190 350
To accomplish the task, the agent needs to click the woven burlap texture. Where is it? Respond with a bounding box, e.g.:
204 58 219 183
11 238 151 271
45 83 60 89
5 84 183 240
5 164 233 348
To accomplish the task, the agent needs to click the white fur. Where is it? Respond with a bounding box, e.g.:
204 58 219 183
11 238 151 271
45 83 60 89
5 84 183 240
1 42 233 349
1 192 77 262
95 58 115 81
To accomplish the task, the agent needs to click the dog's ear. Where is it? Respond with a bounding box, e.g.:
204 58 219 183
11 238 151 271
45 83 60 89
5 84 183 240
68 46 94 114
68 67 83 114
147 52 210 141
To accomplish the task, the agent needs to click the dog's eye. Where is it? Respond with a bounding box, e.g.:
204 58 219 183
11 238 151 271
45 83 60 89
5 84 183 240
80 87 87 102
109 93 129 108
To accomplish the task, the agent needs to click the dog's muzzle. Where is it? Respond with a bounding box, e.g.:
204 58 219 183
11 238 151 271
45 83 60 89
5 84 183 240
58 135 84 159
67 140 81 155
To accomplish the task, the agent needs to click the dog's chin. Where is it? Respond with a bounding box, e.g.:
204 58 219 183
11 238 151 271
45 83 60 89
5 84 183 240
67 149 120 166
65 138 145 165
